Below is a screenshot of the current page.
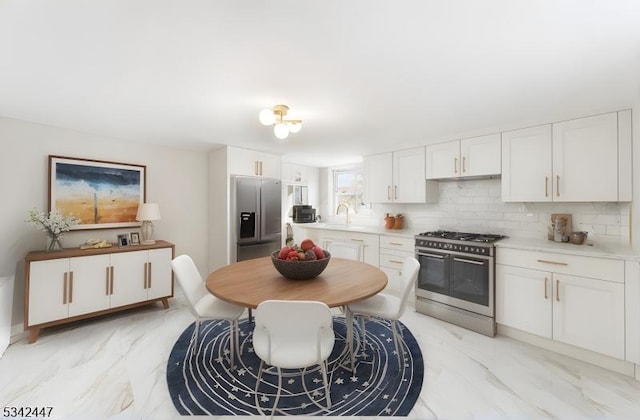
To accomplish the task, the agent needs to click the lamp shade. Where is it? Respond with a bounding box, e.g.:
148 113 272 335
274 123 289 139
136 203 161 221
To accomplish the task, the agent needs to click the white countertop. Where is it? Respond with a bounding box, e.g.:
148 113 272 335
292 222 420 239
496 237 640 261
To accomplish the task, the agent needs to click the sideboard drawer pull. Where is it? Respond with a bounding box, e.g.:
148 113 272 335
537 259 568 266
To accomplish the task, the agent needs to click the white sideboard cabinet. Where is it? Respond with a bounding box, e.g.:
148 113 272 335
25 240 174 343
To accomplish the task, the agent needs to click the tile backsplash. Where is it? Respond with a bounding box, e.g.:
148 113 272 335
364 178 630 244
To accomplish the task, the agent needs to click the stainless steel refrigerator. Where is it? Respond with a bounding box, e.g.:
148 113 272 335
232 176 282 261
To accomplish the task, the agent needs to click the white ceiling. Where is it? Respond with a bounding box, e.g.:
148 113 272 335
1 0 639 167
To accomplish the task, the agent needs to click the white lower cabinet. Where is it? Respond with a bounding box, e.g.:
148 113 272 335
379 235 414 295
320 231 379 267
25 241 174 343
496 265 551 338
496 248 625 359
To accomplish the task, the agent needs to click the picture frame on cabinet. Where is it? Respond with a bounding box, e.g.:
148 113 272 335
48 155 147 230
117 234 130 248
130 232 140 246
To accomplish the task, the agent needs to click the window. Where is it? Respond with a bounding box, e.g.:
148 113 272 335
333 167 364 213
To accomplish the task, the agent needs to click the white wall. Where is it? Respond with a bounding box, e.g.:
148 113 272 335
371 178 630 243
0 117 209 330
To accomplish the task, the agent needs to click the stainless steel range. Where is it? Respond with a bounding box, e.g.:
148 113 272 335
414 230 505 337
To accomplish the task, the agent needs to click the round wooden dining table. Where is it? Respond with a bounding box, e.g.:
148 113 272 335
205 256 388 309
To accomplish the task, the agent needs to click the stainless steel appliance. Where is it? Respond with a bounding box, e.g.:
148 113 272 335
292 205 316 223
233 176 282 261
414 230 505 337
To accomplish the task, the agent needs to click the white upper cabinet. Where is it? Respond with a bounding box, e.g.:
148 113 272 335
502 111 632 202
227 146 281 178
365 146 436 203
393 147 429 203
501 124 553 201
281 162 309 185
425 142 459 179
364 152 393 203
426 133 501 179
460 133 501 177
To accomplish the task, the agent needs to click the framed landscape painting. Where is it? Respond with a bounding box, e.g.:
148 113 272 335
49 155 146 230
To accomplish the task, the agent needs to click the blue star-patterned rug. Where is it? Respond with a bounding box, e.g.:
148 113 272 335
166 316 423 416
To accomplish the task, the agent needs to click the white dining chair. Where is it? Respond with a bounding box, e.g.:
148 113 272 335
253 300 335 416
171 255 245 367
345 256 420 371
327 241 362 261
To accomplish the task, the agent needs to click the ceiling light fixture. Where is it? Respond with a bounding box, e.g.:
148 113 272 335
259 104 302 139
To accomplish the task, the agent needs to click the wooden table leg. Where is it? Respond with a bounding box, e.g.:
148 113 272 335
161 297 170 309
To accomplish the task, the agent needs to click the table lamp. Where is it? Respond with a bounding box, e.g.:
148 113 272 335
136 202 161 245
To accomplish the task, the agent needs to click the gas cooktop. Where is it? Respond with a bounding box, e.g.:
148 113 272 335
417 230 506 243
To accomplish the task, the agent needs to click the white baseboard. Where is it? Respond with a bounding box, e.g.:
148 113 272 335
498 324 636 378
10 323 26 344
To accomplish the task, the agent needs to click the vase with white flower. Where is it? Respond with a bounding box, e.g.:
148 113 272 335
27 208 80 251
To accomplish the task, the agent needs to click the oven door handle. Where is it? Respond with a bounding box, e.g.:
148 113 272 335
452 257 486 266
418 252 446 259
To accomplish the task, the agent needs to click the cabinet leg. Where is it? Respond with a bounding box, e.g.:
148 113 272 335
28 328 41 344
161 297 170 309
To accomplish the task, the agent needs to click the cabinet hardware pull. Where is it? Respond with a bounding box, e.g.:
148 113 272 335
544 277 548 299
462 156 466 173
106 267 110 295
454 157 458 174
536 259 568 266
556 279 560 302
259 161 263 175
545 176 548 197
110 266 114 295
255 161 259 176
387 186 391 200
144 263 148 289
420 253 444 259
394 185 398 200
351 239 364 242
389 242 403 246
69 271 74 303
63 272 68 305
556 175 560 197
453 257 485 266
148 262 152 288
389 259 403 264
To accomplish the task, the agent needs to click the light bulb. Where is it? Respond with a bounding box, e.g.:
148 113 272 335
274 123 289 139
259 109 276 126
288 122 302 133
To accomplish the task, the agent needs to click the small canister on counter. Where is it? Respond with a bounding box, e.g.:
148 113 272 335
393 214 404 229
384 213 395 229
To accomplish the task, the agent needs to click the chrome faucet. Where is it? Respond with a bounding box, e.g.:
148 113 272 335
336 202 351 225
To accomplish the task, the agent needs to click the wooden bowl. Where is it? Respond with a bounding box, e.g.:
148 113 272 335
270 250 331 280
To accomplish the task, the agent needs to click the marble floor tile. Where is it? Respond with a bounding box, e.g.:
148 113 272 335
1 291 639 419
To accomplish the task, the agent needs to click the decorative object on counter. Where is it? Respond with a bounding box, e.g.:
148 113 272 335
384 213 395 229
48 155 146 230
393 213 404 229
258 104 302 139
272 239 330 280
285 223 294 246
117 233 130 247
549 213 572 242
26 208 79 251
569 231 588 245
129 232 140 245
79 238 112 249
136 202 161 245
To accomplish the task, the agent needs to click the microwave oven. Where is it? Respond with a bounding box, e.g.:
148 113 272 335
293 205 316 223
